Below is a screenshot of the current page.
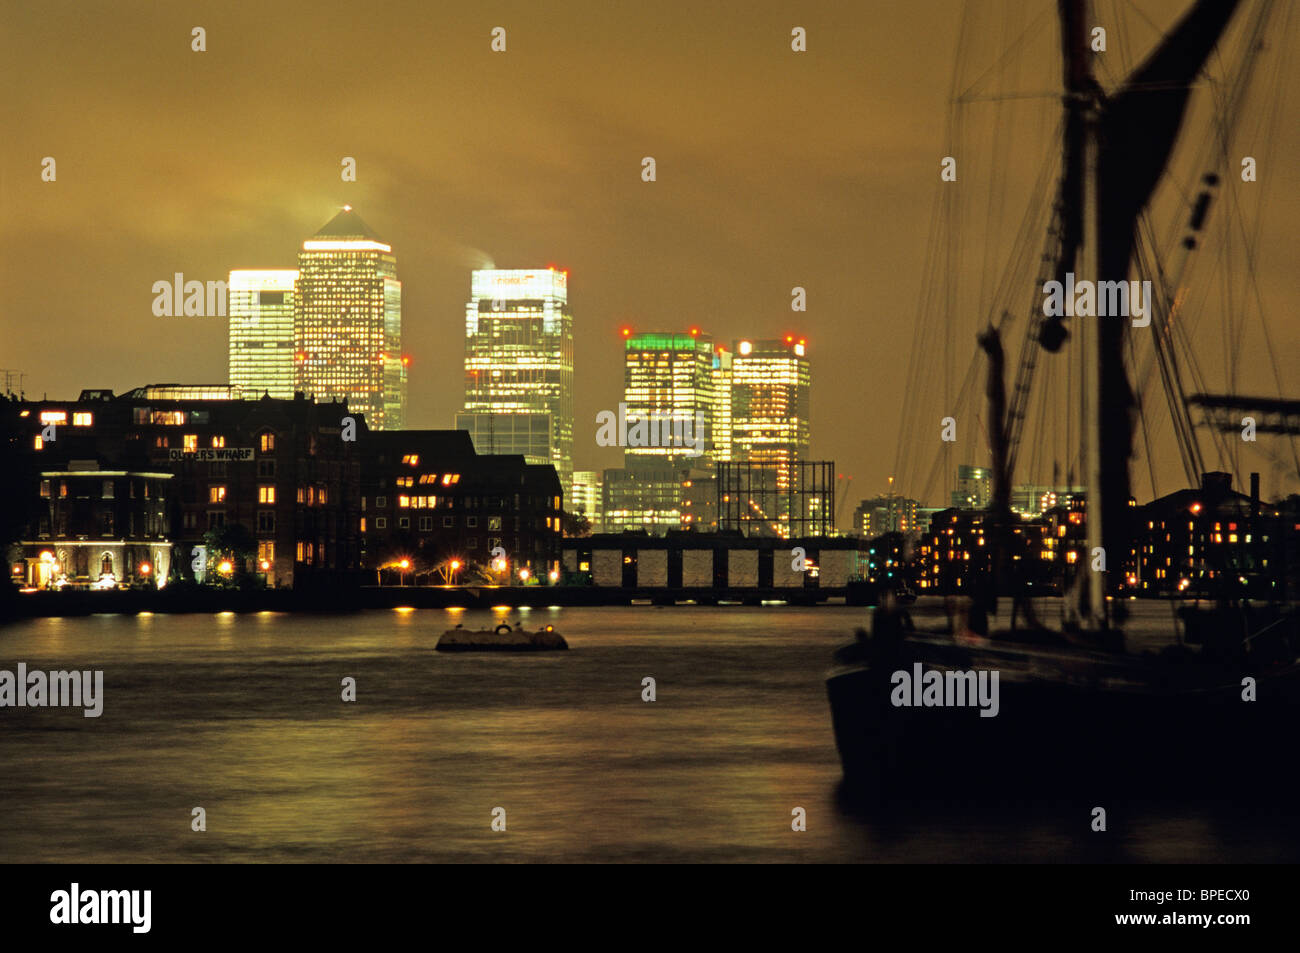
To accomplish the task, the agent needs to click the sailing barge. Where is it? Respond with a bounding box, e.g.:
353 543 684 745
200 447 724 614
828 602 1300 801
829 0 1300 802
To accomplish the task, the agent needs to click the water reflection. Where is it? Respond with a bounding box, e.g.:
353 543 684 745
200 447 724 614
0 603 1291 862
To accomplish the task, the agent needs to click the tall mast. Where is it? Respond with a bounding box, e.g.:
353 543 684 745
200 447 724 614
1082 83 1106 626
1056 0 1103 625
1054 0 1244 628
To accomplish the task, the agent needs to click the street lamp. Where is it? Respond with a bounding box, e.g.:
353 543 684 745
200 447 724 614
435 558 462 587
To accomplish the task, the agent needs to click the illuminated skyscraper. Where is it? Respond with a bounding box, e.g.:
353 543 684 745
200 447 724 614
710 345 733 463
228 269 298 399
456 268 574 487
621 329 715 468
294 207 404 430
730 336 811 480
599 329 728 535
714 336 818 537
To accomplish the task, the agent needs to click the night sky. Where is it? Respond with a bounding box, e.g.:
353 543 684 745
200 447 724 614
4 0 1298 509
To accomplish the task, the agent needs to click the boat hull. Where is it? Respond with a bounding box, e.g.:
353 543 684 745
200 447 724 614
436 628 568 651
827 642 1300 804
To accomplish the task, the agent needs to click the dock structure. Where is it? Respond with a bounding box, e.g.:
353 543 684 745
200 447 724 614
562 532 864 601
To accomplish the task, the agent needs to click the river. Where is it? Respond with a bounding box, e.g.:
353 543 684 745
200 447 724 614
1 601 1294 862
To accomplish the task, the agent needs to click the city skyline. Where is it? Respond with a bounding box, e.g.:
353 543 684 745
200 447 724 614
5 0 1299 506
12 192 1298 517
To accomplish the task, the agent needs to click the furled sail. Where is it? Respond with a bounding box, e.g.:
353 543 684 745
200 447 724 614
1095 0 1243 572
1046 0 1243 593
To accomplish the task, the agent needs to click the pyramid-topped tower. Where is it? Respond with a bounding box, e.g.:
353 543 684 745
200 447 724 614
294 208 404 430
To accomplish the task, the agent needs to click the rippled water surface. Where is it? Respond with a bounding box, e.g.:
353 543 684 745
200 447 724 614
1 602 1294 862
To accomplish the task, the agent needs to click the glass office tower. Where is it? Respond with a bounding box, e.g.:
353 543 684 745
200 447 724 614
456 268 574 487
730 337 811 486
228 269 298 399
622 329 716 468
294 207 404 430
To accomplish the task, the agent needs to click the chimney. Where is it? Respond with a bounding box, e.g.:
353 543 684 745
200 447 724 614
1250 472 1260 517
